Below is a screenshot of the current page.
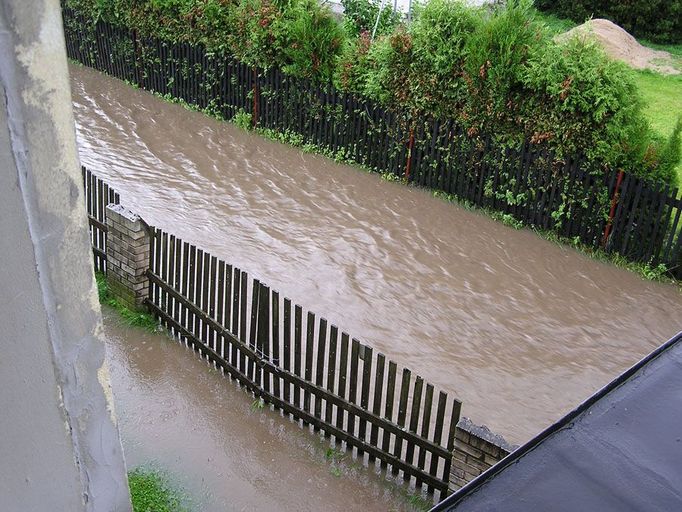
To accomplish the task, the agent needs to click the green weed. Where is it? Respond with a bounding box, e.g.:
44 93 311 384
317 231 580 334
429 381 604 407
406 492 432 511
95 272 159 331
535 231 679 286
128 467 190 512
250 397 265 411
233 109 253 131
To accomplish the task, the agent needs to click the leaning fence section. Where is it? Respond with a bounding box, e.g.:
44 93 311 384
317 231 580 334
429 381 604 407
146 227 461 498
64 9 682 278
81 167 461 499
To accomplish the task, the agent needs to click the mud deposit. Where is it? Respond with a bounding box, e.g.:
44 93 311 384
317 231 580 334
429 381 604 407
73 64 682 443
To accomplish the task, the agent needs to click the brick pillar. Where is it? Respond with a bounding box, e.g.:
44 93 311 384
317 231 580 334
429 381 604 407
105 204 150 309
449 417 517 492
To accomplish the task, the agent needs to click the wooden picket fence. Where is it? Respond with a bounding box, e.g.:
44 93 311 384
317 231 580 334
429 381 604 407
63 8 682 278
82 166 119 272
81 167 461 499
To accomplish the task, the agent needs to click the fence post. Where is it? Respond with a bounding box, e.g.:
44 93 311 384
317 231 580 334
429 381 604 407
132 29 143 88
252 66 259 127
448 418 516 493
105 204 150 310
404 127 415 181
601 169 625 249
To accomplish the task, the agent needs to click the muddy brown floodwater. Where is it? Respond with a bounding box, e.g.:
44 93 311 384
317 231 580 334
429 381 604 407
72 64 682 444
103 309 417 511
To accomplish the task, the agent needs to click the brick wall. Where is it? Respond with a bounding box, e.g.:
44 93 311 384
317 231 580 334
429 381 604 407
449 417 517 492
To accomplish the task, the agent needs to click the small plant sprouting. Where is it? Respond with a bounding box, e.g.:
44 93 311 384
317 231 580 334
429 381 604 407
250 397 265 412
381 171 402 183
490 211 524 230
406 492 433 511
330 466 342 477
639 262 669 281
233 109 253 131
324 447 345 461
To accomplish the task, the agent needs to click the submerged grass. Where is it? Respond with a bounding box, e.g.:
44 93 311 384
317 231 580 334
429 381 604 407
128 467 191 512
429 190 680 287
95 272 160 331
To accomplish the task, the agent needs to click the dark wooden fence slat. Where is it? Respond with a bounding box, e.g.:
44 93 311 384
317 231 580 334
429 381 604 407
303 312 315 422
442 398 462 487
368 353 385 463
283 297 292 404
293 305 303 412
314 317 328 429
230 267 240 365
347 338 360 442
239 271 248 373
271 289 281 399
404 376 424 482
393 368 411 476
428 391 448 494
248 278 261 383
357 345 373 456
381 360 397 469
259 283 271 393
336 333 350 433
417 383 434 487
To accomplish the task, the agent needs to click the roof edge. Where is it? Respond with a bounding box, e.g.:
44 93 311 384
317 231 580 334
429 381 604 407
431 330 682 512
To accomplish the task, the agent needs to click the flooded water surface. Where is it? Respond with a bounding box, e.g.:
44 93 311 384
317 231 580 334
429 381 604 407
103 310 415 511
73 64 682 444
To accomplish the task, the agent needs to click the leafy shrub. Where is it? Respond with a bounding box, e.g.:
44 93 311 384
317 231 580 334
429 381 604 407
463 0 544 134
408 0 480 116
67 0 345 80
224 0 288 69
65 0 680 187
339 0 480 115
534 0 682 44
522 35 676 186
280 0 345 79
341 0 401 38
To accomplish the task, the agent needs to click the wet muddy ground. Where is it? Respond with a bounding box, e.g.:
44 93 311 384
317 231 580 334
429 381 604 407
73 64 682 444
103 309 423 511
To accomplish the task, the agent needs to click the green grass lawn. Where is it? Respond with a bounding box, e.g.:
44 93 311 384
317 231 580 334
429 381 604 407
631 70 682 142
630 49 682 189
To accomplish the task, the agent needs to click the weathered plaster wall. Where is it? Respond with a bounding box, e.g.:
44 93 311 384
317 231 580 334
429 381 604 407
0 1 131 510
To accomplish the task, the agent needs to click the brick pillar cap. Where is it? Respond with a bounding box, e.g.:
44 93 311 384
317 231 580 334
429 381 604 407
106 203 140 222
457 417 518 452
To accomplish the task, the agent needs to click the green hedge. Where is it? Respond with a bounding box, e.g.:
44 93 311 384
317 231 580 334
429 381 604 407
535 0 682 44
64 0 680 189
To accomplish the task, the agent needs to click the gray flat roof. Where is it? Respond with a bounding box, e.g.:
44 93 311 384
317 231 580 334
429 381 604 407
433 331 682 512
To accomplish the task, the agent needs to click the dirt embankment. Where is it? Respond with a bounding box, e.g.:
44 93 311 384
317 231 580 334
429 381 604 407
558 19 680 75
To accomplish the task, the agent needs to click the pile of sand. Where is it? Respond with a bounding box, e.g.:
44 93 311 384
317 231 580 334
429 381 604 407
557 19 680 75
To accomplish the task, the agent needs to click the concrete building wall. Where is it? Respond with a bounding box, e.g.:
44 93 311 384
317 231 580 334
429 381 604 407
0 1 131 510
